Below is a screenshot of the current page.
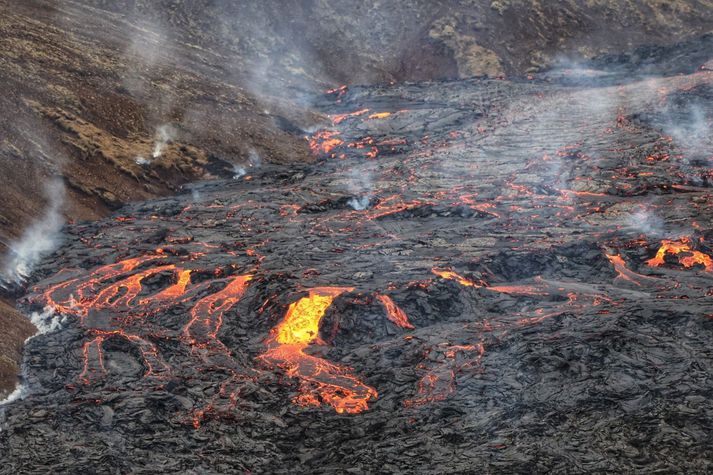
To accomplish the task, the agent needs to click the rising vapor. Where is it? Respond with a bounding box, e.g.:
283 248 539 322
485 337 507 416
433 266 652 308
1 179 65 287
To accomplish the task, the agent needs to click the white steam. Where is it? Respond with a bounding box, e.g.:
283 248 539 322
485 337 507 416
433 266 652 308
348 196 370 211
152 124 176 159
0 307 66 407
345 163 374 211
660 103 712 183
233 166 247 179
0 384 25 407
233 148 262 179
29 306 65 335
1 180 65 286
625 207 665 238
248 148 262 168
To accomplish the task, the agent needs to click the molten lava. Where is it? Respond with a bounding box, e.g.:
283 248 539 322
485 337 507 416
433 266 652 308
308 130 343 156
431 268 543 295
183 274 253 345
31 252 258 404
332 108 369 124
375 294 414 329
646 239 713 272
606 254 659 286
367 112 392 120
432 268 480 287
259 287 378 414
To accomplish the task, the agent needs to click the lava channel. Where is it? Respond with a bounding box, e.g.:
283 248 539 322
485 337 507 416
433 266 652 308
258 287 379 414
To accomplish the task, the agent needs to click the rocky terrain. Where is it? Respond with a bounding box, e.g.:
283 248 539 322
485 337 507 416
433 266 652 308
1 1 713 473
1 31 712 471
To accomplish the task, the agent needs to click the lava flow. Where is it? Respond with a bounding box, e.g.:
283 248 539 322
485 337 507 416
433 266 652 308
375 294 414 329
27 251 260 396
259 287 379 414
5 36 713 473
646 238 713 271
308 130 343 156
183 274 253 347
606 254 660 286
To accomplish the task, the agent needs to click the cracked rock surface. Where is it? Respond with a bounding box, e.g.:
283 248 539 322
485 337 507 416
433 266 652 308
2 38 713 474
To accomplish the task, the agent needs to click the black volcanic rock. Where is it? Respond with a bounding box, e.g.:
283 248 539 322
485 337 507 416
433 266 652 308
2 13 713 475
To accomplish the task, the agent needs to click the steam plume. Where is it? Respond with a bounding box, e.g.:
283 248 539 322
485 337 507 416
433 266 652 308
1 180 65 287
152 124 176 159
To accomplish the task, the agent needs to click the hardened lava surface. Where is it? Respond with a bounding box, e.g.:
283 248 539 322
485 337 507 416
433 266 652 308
2 62 713 472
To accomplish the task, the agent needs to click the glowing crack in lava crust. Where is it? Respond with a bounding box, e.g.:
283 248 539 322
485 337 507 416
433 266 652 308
31 250 418 418
31 254 256 395
259 287 379 414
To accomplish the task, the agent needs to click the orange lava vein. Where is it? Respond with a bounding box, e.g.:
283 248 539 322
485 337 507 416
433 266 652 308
332 108 369 124
375 294 414 329
39 255 166 316
646 239 713 272
432 268 543 295
606 254 659 286
259 287 378 414
183 274 253 345
308 130 343 155
432 268 480 287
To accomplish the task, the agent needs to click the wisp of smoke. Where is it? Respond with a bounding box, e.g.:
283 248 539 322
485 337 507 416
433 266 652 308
233 148 262 179
248 148 262 168
0 383 25 407
625 207 665 238
233 165 247 179
661 103 711 183
152 124 176 159
1 180 65 287
0 306 65 407
348 196 370 211
30 306 65 335
345 164 374 211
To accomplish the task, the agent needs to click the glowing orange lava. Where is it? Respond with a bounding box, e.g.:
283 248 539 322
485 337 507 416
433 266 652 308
375 294 414 329
33 253 256 406
259 287 378 414
606 254 660 286
332 108 369 124
140 269 193 306
183 274 253 344
646 239 713 272
37 255 167 316
308 130 343 156
431 268 480 287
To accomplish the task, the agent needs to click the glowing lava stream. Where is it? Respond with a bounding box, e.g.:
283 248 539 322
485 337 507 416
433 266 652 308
646 239 713 272
258 287 379 414
376 294 414 329
36 253 417 416
182 274 253 346
606 254 659 286
34 253 259 396
431 268 545 296
36 255 167 316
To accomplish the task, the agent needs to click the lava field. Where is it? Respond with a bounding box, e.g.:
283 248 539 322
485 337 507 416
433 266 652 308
1 52 713 473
